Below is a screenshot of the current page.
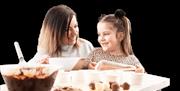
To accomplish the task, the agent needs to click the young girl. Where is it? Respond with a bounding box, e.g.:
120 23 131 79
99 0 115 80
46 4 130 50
88 9 145 73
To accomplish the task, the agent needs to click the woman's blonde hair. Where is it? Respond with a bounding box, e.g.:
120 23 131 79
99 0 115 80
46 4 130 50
38 4 79 56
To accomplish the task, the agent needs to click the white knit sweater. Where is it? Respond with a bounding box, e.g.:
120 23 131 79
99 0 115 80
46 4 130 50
29 38 94 63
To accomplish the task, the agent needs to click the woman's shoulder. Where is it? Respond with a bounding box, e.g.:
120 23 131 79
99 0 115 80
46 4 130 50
78 38 92 45
78 38 94 51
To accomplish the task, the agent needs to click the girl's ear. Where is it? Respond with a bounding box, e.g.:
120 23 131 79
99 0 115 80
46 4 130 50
117 32 125 41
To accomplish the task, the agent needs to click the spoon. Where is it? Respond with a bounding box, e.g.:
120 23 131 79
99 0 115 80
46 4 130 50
14 41 26 64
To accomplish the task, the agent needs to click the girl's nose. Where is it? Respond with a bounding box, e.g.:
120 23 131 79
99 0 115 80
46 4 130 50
98 36 105 42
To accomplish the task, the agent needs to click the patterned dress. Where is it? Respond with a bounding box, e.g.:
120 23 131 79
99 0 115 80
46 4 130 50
87 47 142 67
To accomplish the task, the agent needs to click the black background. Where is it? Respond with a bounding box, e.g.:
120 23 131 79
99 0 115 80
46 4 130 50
0 0 178 90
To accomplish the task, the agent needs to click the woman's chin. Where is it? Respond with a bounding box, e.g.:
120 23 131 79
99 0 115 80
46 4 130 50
68 40 76 45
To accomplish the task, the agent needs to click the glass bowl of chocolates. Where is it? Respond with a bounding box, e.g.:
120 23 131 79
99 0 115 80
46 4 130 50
0 64 60 91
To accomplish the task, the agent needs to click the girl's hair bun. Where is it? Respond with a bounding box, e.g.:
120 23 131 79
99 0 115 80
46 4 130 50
115 9 126 19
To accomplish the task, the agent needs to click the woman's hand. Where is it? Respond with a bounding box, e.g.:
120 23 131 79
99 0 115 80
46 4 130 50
88 62 97 69
38 55 50 64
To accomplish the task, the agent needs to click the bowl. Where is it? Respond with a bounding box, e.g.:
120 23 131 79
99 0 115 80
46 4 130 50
48 57 81 71
0 64 60 91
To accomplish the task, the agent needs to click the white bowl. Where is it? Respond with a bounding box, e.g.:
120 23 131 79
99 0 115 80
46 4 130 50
48 57 81 71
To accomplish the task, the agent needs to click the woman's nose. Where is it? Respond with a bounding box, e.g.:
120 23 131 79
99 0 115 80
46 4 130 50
71 28 79 35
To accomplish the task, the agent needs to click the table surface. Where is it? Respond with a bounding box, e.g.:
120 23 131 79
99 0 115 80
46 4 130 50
0 70 170 91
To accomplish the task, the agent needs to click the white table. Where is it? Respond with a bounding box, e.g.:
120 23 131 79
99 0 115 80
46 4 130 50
128 73 170 91
0 70 170 91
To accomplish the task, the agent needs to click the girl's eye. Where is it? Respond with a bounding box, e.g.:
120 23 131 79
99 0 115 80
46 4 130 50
104 33 109 35
97 33 100 36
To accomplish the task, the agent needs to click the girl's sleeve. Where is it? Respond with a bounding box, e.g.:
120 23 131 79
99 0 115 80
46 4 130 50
87 48 97 62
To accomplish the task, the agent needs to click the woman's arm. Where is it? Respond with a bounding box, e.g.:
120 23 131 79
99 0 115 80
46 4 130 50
72 58 90 70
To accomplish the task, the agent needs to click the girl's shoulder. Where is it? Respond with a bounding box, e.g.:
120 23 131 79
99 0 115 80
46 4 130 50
126 54 140 62
93 47 103 51
91 47 104 53
128 54 138 58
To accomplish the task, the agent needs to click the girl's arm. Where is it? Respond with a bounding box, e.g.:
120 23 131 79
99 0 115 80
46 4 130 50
95 60 136 71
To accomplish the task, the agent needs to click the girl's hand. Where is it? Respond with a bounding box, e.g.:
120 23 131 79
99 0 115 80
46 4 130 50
135 65 145 73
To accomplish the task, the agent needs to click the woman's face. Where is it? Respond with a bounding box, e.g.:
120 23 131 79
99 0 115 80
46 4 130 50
63 15 79 45
97 22 122 52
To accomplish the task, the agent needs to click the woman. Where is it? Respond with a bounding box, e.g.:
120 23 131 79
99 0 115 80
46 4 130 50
29 4 94 70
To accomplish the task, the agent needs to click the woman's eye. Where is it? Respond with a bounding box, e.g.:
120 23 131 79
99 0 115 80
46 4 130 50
68 28 72 31
74 24 78 28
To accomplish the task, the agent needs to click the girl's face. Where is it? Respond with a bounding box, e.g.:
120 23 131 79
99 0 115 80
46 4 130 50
63 15 79 45
97 22 123 52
